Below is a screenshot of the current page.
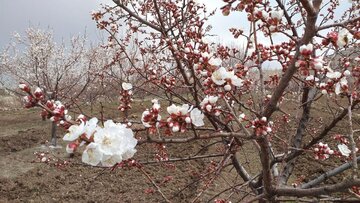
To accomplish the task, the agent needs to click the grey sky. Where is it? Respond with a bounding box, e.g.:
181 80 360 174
0 0 114 48
0 0 241 49
0 0 352 49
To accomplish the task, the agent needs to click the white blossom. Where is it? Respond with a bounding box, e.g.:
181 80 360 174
82 143 103 166
185 117 191 124
19 84 27 90
167 104 190 115
63 122 85 141
172 125 180 132
338 144 351 157
122 82 133 90
200 95 218 107
326 71 342 79
84 117 99 138
208 57 222 66
271 10 283 20
179 104 190 115
211 67 228 85
300 44 313 53
201 52 212 59
34 87 42 94
337 29 352 48
305 75 319 81
101 153 123 167
190 108 204 127
230 75 243 87
344 70 351 77
89 121 137 166
151 99 160 110
335 77 348 95
312 57 324 70
167 104 178 114
208 96 218 104
211 67 243 88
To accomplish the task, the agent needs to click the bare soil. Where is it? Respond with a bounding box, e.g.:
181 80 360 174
0 107 249 203
0 95 358 202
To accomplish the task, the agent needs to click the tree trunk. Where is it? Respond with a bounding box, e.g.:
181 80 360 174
50 121 57 146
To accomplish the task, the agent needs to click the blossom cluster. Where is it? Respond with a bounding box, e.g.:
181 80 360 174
200 95 221 116
312 134 359 160
141 100 205 134
19 83 72 127
141 99 162 134
210 67 244 91
167 103 204 132
248 117 272 136
20 82 138 167
322 30 353 48
334 134 358 158
118 82 133 113
63 117 137 167
313 142 334 160
297 43 353 95
253 6 284 33
19 83 43 108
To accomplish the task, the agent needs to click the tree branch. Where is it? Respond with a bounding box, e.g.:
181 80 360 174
112 0 162 32
301 156 360 189
276 179 360 197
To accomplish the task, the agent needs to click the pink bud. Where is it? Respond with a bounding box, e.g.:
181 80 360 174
34 87 43 98
46 100 54 109
41 157 47 162
19 83 30 92
66 142 78 154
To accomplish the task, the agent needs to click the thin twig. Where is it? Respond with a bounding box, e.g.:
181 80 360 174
138 166 171 203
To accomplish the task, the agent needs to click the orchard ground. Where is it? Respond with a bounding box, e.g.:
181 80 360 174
0 91 359 202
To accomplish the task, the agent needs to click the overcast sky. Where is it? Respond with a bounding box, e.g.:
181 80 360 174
0 0 109 48
0 0 351 50
0 0 241 49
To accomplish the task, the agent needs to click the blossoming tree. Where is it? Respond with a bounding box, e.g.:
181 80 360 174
16 0 360 202
0 28 105 146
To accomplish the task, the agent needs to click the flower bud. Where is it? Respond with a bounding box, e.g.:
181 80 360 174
239 113 245 120
344 70 351 77
214 110 221 116
205 104 212 112
19 83 30 92
224 84 232 91
34 87 43 99
66 142 78 154
172 125 180 132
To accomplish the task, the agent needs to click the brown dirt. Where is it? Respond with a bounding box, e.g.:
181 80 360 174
0 96 358 202
0 107 245 203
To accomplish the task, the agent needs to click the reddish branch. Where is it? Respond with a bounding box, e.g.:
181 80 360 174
276 179 360 197
258 0 322 199
138 132 254 145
